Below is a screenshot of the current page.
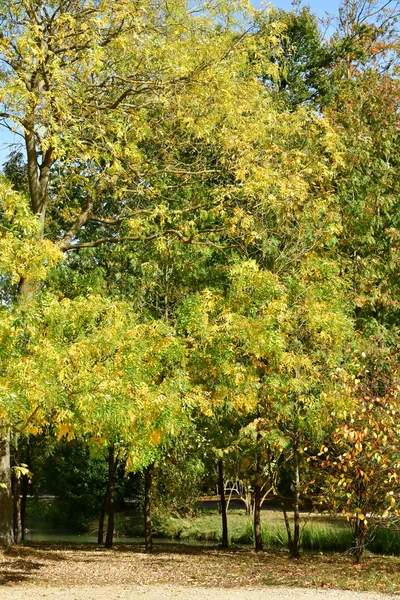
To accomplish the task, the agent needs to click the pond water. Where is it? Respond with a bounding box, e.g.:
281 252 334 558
24 530 130 543
23 530 215 546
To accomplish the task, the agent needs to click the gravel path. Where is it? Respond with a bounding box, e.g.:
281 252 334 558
0 584 397 600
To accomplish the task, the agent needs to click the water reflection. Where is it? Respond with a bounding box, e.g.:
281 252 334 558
23 530 214 546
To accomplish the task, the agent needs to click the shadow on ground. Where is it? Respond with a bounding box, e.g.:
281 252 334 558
0 544 70 585
0 557 43 585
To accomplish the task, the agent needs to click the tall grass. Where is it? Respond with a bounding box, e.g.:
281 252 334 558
146 511 400 556
301 523 353 552
227 518 354 552
95 508 400 556
367 527 400 555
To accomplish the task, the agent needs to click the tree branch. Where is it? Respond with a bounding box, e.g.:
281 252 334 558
60 226 226 251
59 197 94 249
60 229 188 251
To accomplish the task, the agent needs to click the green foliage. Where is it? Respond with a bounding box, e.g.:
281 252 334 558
26 437 141 532
257 7 338 108
155 452 206 518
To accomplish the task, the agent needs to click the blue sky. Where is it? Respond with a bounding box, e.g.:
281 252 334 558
0 128 22 167
0 0 342 168
274 0 341 17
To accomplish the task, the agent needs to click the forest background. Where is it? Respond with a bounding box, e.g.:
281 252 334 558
0 0 400 567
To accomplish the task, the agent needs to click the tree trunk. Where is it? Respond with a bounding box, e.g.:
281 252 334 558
354 516 366 564
104 444 116 549
98 488 108 545
13 476 22 544
20 474 28 542
144 463 154 553
291 442 301 559
218 458 229 549
12 437 22 544
281 502 293 551
20 438 30 542
353 482 367 563
0 432 14 546
243 488 253 516
254 440 263 552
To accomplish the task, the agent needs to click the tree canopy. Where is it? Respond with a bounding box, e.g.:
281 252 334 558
1 0 400 562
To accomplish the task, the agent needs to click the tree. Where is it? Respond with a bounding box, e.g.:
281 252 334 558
0 0 279 544
315 5 400 564
326 58 400 321
0 0 266 257
153 435 206 518
45 296 189 548
178 249 354 557
0 181 61 544
317 343 400 563
4 0 396 554
257 6 339 109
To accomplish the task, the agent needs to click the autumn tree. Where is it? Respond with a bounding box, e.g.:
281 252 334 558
3 0 398 555
318 347 400 563
320 0 400 329
0 0 281 544
0 182 61 543
317 4 400 563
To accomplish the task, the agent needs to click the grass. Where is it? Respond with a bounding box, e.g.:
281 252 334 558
148 509 354 550
133 509 400 556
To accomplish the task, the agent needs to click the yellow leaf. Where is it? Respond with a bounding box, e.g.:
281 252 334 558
150 429 162 445
57 423 71 441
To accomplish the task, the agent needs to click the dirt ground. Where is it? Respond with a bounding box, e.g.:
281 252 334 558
0 584 397 600
0 543 399 599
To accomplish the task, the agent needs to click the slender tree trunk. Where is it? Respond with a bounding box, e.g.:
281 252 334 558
280 447 301 559
20 438 30 542
12 437 22 544
281 501 293 550
20 475 28 542
253 484 262 551
354 516 366 564
218 459 228 549
21 438 31 541
353 484 367 563
144 463 154 553
254 437 263 552
243 488 253 516
104 444 116 549
13 476 22 544
0 431 13 546
98 488 108 545
291 442 301 559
